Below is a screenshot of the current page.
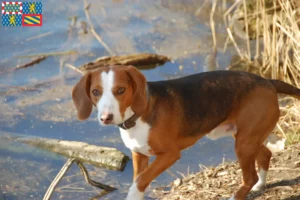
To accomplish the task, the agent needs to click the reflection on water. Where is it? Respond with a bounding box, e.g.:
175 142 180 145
0 0 238 199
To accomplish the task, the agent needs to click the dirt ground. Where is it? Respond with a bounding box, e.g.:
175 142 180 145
156 143 300 200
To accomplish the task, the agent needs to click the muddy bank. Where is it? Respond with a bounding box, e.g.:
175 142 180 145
157 143 300 200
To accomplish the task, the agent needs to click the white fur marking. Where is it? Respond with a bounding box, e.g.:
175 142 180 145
228 196 236 200
120 111 151 156
126 182 144 200
206 123 237 140
264 134 286 153
252 169 267 191
97 70 123 124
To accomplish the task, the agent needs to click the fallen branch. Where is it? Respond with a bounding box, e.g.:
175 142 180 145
43 158 75 200
43 158 116 200
79 53 171 72
65 63 84 75
18 137 129 171
75 160 116 191
15 56 47 70
17 50 77 58
83 0 114 56
26 31 53 42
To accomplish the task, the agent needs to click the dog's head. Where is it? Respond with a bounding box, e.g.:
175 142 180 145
72 65 147 126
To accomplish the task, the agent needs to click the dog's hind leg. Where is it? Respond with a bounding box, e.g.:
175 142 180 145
229 88 280 200
230 133 260 200
252 145 272 191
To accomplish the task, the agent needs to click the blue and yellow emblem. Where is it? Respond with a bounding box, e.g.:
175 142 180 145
1 1 42 27
2 14 22 26
22 2 42 14
22 14 42 26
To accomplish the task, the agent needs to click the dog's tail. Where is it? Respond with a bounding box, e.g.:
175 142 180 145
269 79 300 100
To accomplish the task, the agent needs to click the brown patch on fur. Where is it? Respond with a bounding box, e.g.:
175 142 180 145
72 72 93 120
123 65 148 116
72 69 107 120
132 151 149 181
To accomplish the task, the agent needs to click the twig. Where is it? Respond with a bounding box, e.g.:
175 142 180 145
242 0 251 59
15 56 47 70
26 31 54 42
206 0 218 71
75 160 116 191
83 0 114 56
43 158 75 200
226 27 243 58
276 22 300 48
223 0 241 26
65 63 84 75
210 0 217 50
17 50 78 58
43 158 116 200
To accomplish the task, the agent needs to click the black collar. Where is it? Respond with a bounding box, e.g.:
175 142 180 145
118 113 139 130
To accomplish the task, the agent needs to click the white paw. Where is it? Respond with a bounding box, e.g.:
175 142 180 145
251 182 266 191
251 169 267 192
126 182 144 200
228 196 236 200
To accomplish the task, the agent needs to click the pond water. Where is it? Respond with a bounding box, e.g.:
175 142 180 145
0 0 241 199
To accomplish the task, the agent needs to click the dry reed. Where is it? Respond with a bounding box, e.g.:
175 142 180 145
224 0 300 143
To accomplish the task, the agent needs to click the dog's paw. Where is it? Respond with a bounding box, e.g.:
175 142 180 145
126 182 144 200
251 182 266 192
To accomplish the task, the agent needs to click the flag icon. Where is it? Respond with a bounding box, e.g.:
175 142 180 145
22 14 42 26
22 2 42 14
2 14 22 26
2 2 22 14
1 1 42 27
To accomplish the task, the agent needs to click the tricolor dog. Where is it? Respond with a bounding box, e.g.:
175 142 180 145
72 65 300 200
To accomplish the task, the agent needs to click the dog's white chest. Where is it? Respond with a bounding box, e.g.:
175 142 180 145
119 119 152 156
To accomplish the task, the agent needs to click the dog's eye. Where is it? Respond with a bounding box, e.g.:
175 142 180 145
92 89 101 97
117 87 126 95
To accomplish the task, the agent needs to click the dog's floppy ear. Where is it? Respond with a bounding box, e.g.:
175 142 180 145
72 72 93 121
125 66 147 115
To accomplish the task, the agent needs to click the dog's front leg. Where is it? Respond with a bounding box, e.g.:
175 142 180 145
132 151 149 181
126 150 181 200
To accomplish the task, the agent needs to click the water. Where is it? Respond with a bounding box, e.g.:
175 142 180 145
0 0 239 199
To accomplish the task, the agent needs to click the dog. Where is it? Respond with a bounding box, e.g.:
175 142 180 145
72 65 300 200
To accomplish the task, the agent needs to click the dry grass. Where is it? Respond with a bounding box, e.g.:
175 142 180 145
161 143 300 200
224 0 300 144
278 99 300 145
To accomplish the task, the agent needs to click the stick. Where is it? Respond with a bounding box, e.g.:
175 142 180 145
79 53 170 72
26 31 53 42
17 50 78 58
206 0 218 71
65 63 84 75
226 27 243 58
43 159 116 200
210 0 217 53
18 137 129 171
83 0 114 56
15 56 47 70
43 158 75 200
242 0 251 59
75 160 116 191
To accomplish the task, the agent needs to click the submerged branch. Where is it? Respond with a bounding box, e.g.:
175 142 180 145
43 158 116 200
79 53 171 72
83 0 114 56
15 56 47 70
18 137 129 171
